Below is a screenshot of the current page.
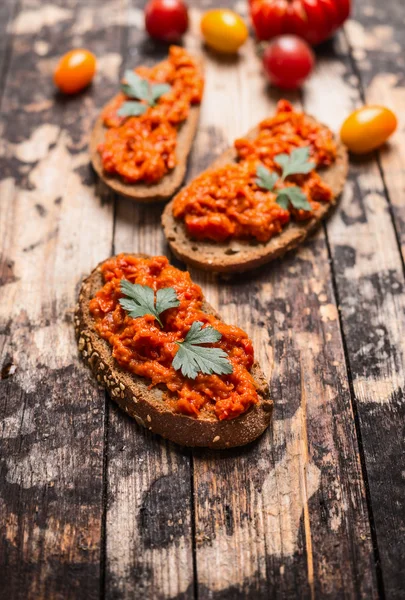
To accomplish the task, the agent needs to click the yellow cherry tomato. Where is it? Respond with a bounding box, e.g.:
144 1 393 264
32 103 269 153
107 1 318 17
340 105 397 154
54 49 97 95
201 9 248 54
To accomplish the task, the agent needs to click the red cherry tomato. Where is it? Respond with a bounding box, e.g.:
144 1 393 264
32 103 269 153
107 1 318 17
249 0 351 46
54 49 96 95
262 35 315 90
145 0 189 42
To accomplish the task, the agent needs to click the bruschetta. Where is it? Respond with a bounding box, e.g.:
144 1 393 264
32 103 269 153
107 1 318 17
75 254 272 448
162 100 348 272
90 46 203 202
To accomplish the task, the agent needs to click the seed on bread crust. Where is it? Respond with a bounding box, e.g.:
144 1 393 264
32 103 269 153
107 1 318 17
75 254 273 448
162 117 348 273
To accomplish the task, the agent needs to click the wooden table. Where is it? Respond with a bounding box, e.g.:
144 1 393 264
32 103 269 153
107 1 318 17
1 1 404 598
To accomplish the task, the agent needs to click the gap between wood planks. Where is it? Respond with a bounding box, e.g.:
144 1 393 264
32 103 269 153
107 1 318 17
189 452 199 600
99 19 127 600
99 391 110 600
299 372 315 600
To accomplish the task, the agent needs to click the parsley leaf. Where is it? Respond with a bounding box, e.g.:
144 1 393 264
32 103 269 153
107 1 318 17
275 146 316 180
119 70 171 116
276 187 313 211
155 287 181 315
121 70 151 101
117 101 148 117
119 280 179 327
172 321 234 380
255 147 316 213
255 164 278 191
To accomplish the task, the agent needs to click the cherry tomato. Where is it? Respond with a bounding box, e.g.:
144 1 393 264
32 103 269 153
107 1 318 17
201 9 248 54
340 106 397 154
145 0 189 42
54 49 96 95
250 0 351 46
262 35 314 90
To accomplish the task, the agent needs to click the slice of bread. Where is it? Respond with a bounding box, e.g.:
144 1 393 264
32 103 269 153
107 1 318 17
75 255 273 448
90 104 200 203
162 118 349 272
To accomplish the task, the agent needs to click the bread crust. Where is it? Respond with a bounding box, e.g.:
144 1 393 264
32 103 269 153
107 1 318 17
75 255 273 448
162 118 349 272
90 104 201 203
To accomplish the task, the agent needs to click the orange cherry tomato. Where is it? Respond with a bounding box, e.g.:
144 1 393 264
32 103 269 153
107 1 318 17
201 9 248 54
54 49 97 95
340 105 397 154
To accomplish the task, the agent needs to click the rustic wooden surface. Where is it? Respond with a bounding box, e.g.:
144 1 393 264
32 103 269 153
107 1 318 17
0 1 404 598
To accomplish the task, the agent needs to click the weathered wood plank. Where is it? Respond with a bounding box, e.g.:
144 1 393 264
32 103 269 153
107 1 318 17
345 0 405 263
103 5 195 599
0 1 121 597
305 26 405 599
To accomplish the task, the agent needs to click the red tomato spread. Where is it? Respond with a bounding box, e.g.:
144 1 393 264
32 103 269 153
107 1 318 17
89 255 259 420
98 46 203 184
172 100 337 242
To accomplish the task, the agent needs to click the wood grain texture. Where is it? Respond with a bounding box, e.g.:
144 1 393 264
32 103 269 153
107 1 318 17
0 0 402 598
304 25 405 599
0 0 118 597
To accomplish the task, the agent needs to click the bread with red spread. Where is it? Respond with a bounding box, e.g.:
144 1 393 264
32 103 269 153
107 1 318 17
90 47 203 203
75 255 272 448
162 112 348 273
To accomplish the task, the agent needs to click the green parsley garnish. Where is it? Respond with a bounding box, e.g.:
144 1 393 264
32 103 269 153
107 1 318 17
255 146 315 212
255 164 278 191
119 280 179 327
117 69 171 117
275 146 316 179
172 321 233 380
276 187 312 211
119 284 233 380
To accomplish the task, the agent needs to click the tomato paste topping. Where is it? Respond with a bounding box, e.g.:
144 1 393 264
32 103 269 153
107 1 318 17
89 255 259 420
98 46 203 184
172 100 337 242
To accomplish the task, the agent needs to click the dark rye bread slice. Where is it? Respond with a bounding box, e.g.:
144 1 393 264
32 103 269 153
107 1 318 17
162 119 349 273
90 106 200 202
74 255 273 448
89 57 203 203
